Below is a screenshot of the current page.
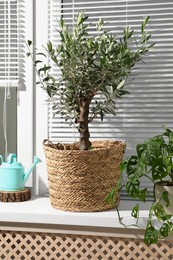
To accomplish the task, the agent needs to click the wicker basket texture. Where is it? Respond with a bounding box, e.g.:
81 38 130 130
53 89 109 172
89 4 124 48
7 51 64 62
43 140 125 212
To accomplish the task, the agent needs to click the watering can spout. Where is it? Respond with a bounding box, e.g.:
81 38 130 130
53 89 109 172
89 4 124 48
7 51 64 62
24 156 41 184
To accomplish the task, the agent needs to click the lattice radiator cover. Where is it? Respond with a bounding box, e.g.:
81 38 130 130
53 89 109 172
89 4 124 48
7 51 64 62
0 230 173 259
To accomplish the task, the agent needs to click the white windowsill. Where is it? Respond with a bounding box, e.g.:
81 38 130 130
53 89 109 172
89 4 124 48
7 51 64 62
0 196 151 230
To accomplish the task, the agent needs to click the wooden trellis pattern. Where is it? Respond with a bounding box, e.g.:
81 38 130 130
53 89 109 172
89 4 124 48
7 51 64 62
0 230 173 260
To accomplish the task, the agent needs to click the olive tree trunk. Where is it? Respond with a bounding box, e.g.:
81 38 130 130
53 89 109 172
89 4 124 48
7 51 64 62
78 97 91 150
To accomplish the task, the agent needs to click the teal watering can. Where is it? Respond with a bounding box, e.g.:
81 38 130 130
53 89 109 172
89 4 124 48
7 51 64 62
0 154 41 191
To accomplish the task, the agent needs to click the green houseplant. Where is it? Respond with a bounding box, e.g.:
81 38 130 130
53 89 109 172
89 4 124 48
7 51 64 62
27 13 153 212
107 127 173 245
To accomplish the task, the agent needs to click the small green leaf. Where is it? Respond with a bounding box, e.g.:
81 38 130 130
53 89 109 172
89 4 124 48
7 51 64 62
161 191 170 207
131 204 139 219
43 76 51 82
144 224 159 246
127 29 134 39
138 188 147 202
143 16 150 27
168 132 173 143
153 203 169 221
125 180 139 199
105 187 116 207
160 223 170 238
46 86 52 97
141 16 150 34
120 160 128 172
136 143 147 158
36 52 47 57
47 41 52 52
145 34 151 42
76 12 88 25
27 40 32 46
38 66 51 75
60 18 64 28
100 109 104 121
117 80 126 90
97 18 104 30
123 27 129 41
167 221 173 232
146 42 155 49
34 60 42 65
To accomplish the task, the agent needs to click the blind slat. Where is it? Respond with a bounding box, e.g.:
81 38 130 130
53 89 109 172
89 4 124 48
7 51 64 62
0 0 24 87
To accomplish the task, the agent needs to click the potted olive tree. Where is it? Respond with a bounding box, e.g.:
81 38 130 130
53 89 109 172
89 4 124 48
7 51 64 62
27 13 153 212
107 127 173 245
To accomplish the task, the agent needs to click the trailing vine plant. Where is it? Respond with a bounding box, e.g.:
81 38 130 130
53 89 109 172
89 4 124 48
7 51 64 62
106 127 173 245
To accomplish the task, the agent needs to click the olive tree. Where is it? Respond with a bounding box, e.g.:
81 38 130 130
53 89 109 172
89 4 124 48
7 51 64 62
27 13 153 150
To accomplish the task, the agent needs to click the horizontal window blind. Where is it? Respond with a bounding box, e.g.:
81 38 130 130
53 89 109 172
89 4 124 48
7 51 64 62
0 0 24 87
48 0 173 192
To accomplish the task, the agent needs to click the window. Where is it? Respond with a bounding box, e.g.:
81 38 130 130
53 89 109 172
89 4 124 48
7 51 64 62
0 0 25 159
0 0 34 185
0 0 20 158
36 0 173 195
0 0 35 187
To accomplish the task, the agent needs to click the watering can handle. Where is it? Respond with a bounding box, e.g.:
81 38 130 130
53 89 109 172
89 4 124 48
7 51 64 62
0 155 3 165
7 154 17 164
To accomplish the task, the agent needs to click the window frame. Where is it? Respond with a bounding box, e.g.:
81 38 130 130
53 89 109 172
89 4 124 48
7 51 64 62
17 0 35 187
33 0 50 195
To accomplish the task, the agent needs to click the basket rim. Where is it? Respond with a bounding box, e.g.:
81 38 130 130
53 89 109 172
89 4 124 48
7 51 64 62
43 139 126 153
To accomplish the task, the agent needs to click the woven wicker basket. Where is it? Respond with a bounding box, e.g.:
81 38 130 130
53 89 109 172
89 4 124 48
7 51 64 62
43 140 125 212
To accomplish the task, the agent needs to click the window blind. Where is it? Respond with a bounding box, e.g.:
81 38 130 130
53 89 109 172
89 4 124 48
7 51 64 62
0 0 24 87
48 0 173 192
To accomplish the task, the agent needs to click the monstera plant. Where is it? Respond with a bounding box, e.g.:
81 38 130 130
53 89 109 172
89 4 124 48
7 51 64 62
107 127 173 245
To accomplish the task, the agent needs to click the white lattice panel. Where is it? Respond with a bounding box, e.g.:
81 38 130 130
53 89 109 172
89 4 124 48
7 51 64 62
0 231 173 259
